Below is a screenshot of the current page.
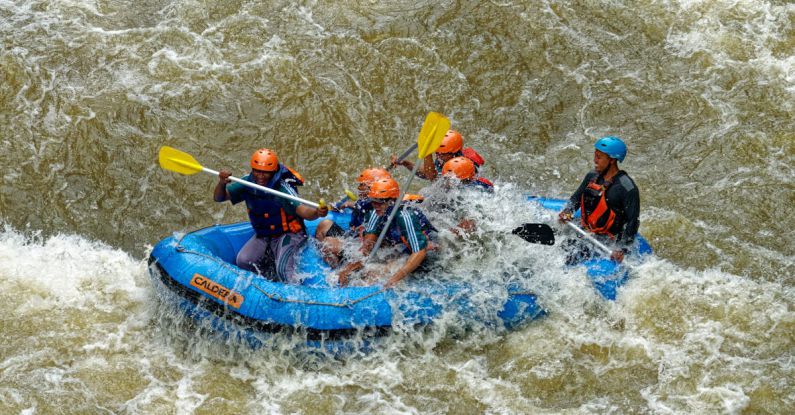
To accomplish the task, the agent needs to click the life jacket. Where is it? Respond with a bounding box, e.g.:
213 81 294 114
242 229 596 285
350 199 373 229
580 172 623 237
473 177 494 190
462 147 485 167
244 165 306 238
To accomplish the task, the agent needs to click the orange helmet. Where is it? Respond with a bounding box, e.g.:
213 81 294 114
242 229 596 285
442 156 476 180
368 178 400 199
357 168 391 184
250 148 279 172
436 130 463 154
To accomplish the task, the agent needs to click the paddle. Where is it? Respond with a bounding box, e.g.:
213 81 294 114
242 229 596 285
512 221 618 258
368 112 450 260
563 221 613 257
158 146 325 209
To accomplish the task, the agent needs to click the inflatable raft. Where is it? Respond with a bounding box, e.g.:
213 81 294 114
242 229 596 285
147 197 652 347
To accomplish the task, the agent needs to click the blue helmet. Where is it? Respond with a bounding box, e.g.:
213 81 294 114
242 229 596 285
594 136 627 162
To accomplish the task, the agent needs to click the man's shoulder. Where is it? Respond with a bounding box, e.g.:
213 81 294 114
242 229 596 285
616 171 637 192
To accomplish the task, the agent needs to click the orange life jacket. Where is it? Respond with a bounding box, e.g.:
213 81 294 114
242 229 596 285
580 179 617 237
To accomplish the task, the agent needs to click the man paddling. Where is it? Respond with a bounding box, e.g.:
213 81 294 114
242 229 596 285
558 136 640 264
314 167 392 268
337 178 436 288
215 148 328 282
432 156 494 235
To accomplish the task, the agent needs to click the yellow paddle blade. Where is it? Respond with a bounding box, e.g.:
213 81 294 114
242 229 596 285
344 189 358 202
158 146 203 175
416 112 451 159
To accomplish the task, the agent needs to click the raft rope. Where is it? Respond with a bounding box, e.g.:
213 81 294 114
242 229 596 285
252 283 388 308
175 242 387 308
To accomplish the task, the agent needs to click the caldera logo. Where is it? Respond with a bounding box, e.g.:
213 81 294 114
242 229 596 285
190 273 244 309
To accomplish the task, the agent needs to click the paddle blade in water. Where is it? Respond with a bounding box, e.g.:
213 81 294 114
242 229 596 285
158 146 203 175
512 223 556 245
417 112 450 159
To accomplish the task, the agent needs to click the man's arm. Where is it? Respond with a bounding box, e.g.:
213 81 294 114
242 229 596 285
214 169 232 202
384 249 427 288
337 234 377 286
617 186 640 247
296 204 328 220
419 154 437 180
565 173 593 212
278 182 327 220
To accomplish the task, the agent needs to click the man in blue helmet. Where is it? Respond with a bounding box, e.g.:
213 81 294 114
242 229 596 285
558 136 640 264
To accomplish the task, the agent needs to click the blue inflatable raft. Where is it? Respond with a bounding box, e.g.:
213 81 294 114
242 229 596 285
147 197 652 346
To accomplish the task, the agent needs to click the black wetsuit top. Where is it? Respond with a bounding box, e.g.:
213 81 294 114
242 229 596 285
563 170 640 249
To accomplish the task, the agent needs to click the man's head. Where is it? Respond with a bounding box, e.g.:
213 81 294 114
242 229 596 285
593 136 626 174
435 130 464 163
250 148 279 185
357 168 392 198
442 156 476 183
368 177 400 216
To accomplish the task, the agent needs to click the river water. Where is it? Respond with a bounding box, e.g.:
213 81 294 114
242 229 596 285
1 0 793 413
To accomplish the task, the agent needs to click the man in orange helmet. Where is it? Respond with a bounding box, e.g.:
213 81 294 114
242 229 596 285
391 129 486 181
441 156 494 192
337 178 436 288
215 148 328 283
314 167 392 268
433 156 494 234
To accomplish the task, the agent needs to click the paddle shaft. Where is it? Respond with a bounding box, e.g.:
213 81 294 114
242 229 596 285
565 221 613 257
368 161 420 260
387 143 419 172
207 166 320 208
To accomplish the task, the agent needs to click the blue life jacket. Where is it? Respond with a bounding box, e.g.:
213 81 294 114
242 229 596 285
350 199 373 229
240 165 305 238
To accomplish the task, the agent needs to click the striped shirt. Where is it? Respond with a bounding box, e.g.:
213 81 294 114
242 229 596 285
363 206 430 253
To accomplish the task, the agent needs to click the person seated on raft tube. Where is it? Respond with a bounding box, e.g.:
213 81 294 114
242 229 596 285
314 167 392 268
215 148 328 283
439 156 494 235
558 136 639 264
391 129 488 181
337 177 436 288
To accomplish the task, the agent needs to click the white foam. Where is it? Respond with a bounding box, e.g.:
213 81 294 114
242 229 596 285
0 224 150 310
